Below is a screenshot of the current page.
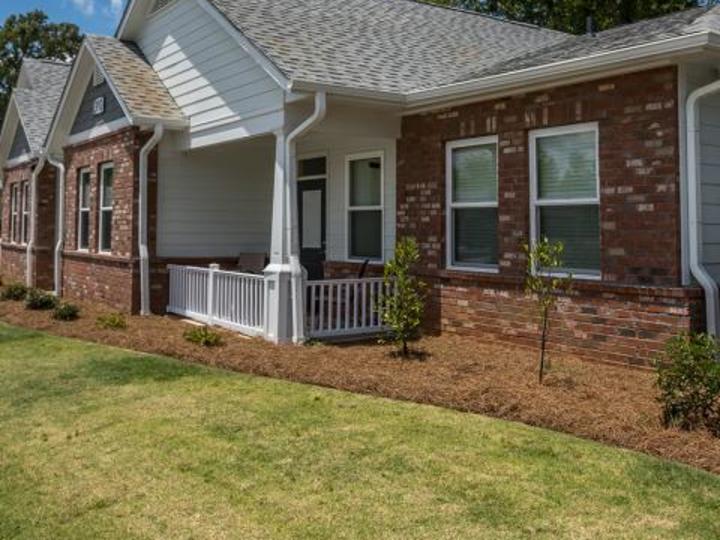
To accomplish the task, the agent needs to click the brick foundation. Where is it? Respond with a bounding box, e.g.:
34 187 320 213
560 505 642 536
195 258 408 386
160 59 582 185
1 161 56 289
396 66 699 366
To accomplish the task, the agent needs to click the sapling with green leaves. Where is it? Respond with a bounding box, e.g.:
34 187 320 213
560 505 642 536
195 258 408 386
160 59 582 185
523 237 573 384
380 237 427 357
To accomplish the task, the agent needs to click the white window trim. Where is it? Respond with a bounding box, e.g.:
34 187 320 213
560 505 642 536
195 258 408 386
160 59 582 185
20 181 29 246
445 135 500 274
9 184 18 244
345 151 385 263
77 168 91 252
98 162 114 254
529 121 601 281
297 152 328 182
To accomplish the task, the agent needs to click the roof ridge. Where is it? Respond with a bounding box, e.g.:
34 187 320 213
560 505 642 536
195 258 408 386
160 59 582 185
594 5 707 36
403 0 569 34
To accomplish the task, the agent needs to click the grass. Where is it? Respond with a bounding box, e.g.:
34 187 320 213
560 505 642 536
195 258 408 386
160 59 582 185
0 324 718 539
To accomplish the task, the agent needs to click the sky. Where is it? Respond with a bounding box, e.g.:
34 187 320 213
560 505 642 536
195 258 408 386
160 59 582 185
0 0 126 36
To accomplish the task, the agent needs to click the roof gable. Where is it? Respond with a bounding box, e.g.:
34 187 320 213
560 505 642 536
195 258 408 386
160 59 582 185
8 121 31 161
70 77 126 136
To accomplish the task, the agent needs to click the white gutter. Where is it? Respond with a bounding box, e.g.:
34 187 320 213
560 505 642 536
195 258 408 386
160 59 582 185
139 124 164 316
47 154 65 296
285 91 327 343
26 154 47 288
687 79 720 336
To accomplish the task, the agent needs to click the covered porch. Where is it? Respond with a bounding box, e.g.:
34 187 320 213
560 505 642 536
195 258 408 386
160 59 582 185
154 94 400 342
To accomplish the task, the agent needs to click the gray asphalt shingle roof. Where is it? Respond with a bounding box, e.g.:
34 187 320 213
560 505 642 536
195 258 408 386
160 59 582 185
12 60 70 154
206 1 720 95
86 34 184 123
208 0 568 94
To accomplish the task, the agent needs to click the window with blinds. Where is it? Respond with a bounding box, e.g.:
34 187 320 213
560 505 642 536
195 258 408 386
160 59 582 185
531 124 600 277
446 137 499 270
348 154 383 261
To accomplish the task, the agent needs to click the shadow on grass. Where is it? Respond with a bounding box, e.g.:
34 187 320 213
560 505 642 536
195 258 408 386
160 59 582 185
76 355 203 386
0 324 42 345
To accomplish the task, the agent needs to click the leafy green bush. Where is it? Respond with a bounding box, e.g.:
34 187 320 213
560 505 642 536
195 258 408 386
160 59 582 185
97 312 127 330
379 237 426 357
25 289 58 311
53 303 80 321
656 333 720 434
1 282 28 301
184 326 223 347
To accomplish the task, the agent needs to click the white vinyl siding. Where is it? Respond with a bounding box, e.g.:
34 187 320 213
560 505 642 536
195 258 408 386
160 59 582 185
446 136 499 272
530 123 601 278
697 91 720 282
136 0 284 149
156 132 274 258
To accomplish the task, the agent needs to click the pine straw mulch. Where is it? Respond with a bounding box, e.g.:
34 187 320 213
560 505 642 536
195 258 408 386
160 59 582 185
1 298 719 476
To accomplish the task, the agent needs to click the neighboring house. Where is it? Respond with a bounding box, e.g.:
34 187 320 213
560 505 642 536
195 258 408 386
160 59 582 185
0 59 70 290
3 0 720 365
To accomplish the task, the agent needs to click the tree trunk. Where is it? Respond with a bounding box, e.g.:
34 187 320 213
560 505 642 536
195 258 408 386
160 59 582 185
539 306 549 384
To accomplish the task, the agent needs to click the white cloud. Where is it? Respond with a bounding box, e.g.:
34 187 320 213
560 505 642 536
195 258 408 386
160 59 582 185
107 0 124 17
71 0 96 16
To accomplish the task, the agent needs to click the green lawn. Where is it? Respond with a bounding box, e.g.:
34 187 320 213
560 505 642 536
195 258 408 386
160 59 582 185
0 325 719 539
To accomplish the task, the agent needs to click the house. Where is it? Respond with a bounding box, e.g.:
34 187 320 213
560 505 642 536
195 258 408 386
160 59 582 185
3 0 720 365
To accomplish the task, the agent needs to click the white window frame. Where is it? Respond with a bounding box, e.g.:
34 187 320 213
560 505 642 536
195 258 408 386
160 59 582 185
9 184 18 244
345 151 384 263
529 122 601 280
98 162 114 254
77 168 91 252
20 181 29 245
445 135 500 273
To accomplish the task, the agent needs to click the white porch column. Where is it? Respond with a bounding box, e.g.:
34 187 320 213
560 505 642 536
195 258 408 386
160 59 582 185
264 130 294 343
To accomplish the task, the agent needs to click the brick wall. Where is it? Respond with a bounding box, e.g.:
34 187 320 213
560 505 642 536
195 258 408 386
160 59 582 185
61 127 146 311
396 66 701 366
1 161 56 289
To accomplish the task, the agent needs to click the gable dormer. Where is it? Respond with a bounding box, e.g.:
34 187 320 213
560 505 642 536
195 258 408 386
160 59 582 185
69 65 126 136
8 122 30 161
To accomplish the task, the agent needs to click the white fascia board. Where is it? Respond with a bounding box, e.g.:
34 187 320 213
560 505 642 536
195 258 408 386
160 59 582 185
194 0 292 92
289 80 406 105
115 0 137 37
134 115 189 130
405 31 720 110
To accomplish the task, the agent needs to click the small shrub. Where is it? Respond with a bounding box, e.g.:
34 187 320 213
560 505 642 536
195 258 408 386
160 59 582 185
184 325 223 347
53 303 80 321
97 312 127 330
25 289 58 311
656 333 720 433
1 282 28 301
379 237 426 357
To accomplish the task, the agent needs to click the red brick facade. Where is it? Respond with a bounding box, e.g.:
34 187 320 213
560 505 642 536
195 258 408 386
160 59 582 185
0 161 56 289
396 66 701 365
61 127 147 311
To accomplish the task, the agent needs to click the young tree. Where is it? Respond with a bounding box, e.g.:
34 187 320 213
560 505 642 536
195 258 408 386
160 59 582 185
380 237 426 357
0 10 82 121
523 237 573 384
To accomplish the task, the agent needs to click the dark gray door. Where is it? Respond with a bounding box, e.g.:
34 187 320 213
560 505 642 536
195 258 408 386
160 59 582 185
298 179 326 280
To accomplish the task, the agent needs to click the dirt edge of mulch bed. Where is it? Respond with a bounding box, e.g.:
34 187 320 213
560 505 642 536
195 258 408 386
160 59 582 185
1 299 719 476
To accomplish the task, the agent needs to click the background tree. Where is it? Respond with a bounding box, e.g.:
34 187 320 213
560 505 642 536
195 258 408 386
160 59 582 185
0 10 82 122
427 0 715 34
380 237 427 357
523 238 572 384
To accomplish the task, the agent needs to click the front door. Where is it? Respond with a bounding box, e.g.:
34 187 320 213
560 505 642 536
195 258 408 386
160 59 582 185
298 178 326 280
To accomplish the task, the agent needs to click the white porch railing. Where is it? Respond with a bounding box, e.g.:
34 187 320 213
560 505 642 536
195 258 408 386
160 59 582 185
167 264 265 336
305 277 392 339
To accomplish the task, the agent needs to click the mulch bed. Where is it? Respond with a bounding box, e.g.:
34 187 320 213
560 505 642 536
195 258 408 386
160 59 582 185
1 298 719 475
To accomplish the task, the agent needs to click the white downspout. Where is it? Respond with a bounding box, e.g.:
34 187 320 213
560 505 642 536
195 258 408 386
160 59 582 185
26 154 47 288
139 124 164 316
687 79 720 336
46 155 65 297
285 92 327 343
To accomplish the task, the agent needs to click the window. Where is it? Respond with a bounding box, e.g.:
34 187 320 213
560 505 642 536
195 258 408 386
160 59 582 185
347 153 383 261
9 184 19 244
530 123 601 278
99 163 114 253
446 136 499 271
21 181 29 245
77 168 91 251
